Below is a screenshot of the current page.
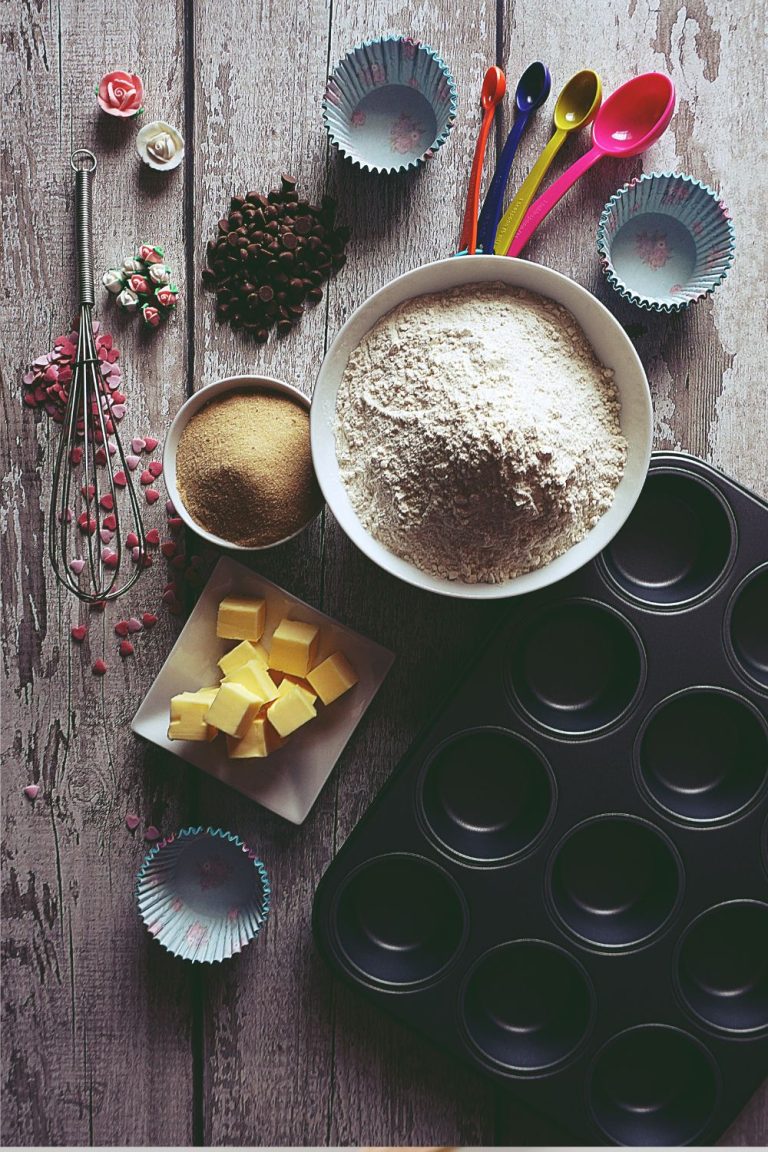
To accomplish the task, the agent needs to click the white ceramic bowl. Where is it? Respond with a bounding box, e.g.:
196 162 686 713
311 256 653 599
164 374 321 551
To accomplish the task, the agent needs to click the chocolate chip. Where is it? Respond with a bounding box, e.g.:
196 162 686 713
294 216 312 236
257 284 274 303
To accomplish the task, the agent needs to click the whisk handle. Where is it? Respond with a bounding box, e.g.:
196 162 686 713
71 150 97 306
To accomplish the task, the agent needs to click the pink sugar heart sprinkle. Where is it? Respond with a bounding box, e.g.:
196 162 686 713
145 489 160 505
131 438 146 454
111 403 127 420
165 500 177 516
108 440 117 456
126 454 141 471
144 826 161 842
99 528 113 544
131 546 141 562
69 558 86 575
24 784 40 801
127 617 143 633
148 460 163 478
125 813 140 831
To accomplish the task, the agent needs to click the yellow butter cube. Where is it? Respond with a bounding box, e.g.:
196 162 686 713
267 683 317 737
218 640 269 677
268 618 320 677
168 692 218 741
205 681 262 738
223 660 278 703
216 596 266 642
226 713 283 759
307 652 358 705
277 676 316 707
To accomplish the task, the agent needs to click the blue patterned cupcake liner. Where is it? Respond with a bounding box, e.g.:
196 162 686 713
323 34 458 174
136 827 271 963
597 172 735 313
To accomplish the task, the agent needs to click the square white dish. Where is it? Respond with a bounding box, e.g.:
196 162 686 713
131 557 395 824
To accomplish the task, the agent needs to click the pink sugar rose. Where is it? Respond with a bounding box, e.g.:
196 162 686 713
155 285 177 308
96 70 144 118
128 274 150 295
142 305 160 327
139 244 164 264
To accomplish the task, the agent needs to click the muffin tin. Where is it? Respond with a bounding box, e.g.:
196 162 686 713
313 452 768 1146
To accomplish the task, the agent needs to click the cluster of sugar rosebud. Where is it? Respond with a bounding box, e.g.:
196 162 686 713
102 244 179 327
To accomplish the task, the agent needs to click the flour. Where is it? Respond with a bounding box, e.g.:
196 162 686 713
335 283 628 584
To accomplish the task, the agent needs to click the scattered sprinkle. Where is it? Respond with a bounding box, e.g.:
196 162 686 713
69 558 86 575
113 470 127 487
92 658 107 675
125 813 140 831
142 613 158 628
127 617 143 633
146 488 160 505
126 454 141 471
115 620 130 637
145 528 160 545
126 531 140 549
119 639 135 657
24 784 40 801
131 437 146 454
144 436 159 452
144 825 161 841
71 625 87 642
148 460 163 477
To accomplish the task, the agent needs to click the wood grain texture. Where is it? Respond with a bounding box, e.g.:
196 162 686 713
2 0 766 1145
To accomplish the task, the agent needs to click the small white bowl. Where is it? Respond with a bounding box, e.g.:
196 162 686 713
164 374 321 551
311 257 653 600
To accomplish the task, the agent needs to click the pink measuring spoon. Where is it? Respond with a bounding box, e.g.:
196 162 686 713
506 72 675 257
459 67 506 255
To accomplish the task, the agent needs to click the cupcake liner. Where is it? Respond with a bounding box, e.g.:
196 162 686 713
323 34 458 174
136 827 270 963
597 172 735 313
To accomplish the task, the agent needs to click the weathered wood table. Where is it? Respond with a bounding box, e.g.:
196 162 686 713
3 0 766 1144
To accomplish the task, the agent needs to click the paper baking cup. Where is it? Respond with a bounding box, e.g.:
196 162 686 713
136 827 270 963
597 173 735 313
323 34 458 174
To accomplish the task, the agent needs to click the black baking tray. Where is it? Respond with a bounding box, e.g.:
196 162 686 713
313 452 768 1146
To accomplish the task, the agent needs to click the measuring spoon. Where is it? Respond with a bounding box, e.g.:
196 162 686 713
459 67 506 255
476 61 551 253
506 71 675 257
493 69 602 254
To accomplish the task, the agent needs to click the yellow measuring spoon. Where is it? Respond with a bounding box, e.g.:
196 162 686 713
493 69 602 255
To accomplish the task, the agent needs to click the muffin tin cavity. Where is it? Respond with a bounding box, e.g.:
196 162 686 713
676 901 768 1035
460 940 594 1073
418 729 556 864
507 600 645 735
727 565 768 691
636 688 768 824
547 815 683 949
601 472 735 606
588 1025 719 1145
331 854 467 988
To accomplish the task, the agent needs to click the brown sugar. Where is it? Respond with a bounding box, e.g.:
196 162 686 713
175 389 323 546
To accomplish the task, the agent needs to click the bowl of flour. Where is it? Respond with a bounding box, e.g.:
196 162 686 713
311 257 652 598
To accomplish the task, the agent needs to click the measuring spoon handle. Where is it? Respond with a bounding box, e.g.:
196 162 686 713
476 111 530 253
459 105 496 254
493 128 567 254
506 144 603 257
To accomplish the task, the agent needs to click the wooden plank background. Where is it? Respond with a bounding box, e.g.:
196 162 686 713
2 0 765 1145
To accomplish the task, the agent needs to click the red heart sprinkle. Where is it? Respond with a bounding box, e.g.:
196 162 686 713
140 470 153 486
161 541 177 558
148 460 163 477
145 529 160 545
168 517 183 532
113 470 127 488
81 483 95 500
141 554 153 568
92 658 107 675
99 493 114 510
126 531 140 549
71 625 87 642
24 784 40 801
78 513 96 534
143 436 159 452
171 554 186 569
103 513 117 531
145 489 160 504
112 390 127 405
162 589 177 604
119 640 134 657
115 620 130 637
125 813 140 831
142 613 158 628
69 447 83 465
144 826 161 841
94 447 107 466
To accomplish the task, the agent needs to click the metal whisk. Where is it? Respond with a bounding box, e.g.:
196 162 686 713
49 150 146 603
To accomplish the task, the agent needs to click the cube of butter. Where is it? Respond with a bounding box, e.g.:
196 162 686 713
168 691 218 742
223 660 278 703
268 618 320 677
205 681 262 738
307 651 358 705
218 640 269 677
276 675 317 707
267 683 317 737
216 596 266 642
226 712 283 759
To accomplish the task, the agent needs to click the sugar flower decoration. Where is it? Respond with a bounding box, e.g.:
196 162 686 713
136 121 185 172
96 71 144 118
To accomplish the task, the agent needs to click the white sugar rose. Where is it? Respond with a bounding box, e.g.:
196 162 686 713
102 268 125 294
148 263 171 286
116 287 139 312
136 121 185 172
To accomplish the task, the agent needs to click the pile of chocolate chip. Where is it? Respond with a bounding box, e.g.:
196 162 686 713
202 175 349 339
